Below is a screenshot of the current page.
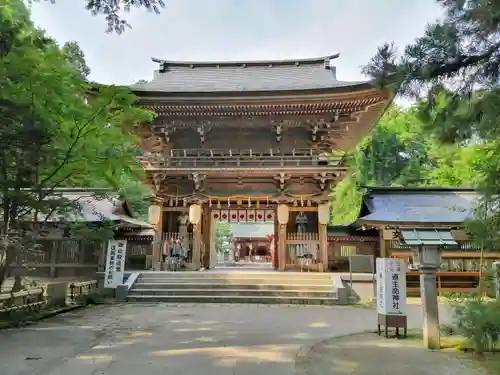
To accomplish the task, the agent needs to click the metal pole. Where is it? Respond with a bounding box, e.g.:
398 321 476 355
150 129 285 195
349 251 353 297
372 255 376 298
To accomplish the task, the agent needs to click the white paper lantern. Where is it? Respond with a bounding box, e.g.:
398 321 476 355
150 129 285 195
148 205 161 225
317 203 330 225
277 204 289 224
189 204 202 225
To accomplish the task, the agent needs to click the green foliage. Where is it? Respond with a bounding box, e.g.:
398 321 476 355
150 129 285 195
448 294 500 353
215 222 232 254
0 0 154 287
37 0 165 33
329 104 481 224
362 0 500 248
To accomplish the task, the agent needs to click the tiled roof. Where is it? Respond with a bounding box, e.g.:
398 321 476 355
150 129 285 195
34 189 151 228
130 54 371 93
358 187 479 224
231 223 274 238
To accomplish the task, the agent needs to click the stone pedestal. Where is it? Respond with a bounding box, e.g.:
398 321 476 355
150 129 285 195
420 266 440 349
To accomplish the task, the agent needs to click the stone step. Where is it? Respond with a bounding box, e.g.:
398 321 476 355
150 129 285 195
126 294 339 305
128 288 337 298
132 283 334 291
138 272 332 280
135 277 332 286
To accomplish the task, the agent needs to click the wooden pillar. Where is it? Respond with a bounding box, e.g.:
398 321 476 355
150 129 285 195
278 224 286 271
192 223 202 270
276 204 289 271
379 229 387 258
210 214 217 266
201 203 212 269
49 242 58 277
147 205 163 270
273 214 279 269
319 224 328 272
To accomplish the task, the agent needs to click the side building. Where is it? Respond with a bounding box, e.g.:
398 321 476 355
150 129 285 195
346 186 498 295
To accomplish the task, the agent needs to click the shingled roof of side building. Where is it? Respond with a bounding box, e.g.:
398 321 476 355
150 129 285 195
20 188 152 229
355 186 479 225
129 54 373 94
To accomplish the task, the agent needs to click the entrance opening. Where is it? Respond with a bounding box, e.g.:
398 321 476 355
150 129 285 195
212 215 275 270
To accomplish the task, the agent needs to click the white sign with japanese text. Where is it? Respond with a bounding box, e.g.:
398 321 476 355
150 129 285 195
104 239 127 289
376 258 407 316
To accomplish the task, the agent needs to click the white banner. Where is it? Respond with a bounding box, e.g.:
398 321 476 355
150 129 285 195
376 258 407 316
104 239 127 289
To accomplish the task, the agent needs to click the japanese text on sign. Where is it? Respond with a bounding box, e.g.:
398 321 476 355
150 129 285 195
104 240 127 289
376 258 407 316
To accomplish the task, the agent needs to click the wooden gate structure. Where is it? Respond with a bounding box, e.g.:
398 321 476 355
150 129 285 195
131 54 394 271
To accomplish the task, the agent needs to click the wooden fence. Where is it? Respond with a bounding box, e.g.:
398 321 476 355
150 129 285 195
9 239 102 278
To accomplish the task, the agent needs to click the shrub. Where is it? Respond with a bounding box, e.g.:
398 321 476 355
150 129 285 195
449 295 500 353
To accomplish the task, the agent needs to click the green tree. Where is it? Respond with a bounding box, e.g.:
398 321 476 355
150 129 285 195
0 0 154 288
330 106 431 223
329 101 483 224
215 222 232 254
363 0 500 249
61 41 91 78
37 0 165 33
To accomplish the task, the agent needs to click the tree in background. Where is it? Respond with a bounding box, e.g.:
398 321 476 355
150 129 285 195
0 0 154 288
36 0 165 33
215 222 232 255
362 0 500 249
330 101 483 224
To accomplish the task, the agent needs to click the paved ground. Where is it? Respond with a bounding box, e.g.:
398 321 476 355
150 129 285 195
0 303 464 375
295 333 487 375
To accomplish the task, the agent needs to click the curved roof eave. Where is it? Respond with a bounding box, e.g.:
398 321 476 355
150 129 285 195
130 81 380 100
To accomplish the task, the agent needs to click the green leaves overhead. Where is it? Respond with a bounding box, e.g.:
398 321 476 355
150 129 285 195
0 0 154 229
350 0 500 249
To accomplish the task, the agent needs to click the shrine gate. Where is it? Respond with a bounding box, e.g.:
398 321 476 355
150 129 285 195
131 54 393 272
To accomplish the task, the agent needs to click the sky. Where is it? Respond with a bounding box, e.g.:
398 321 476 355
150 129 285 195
29 0 444 86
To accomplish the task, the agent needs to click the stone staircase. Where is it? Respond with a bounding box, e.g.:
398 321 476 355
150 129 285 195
127 271 340 305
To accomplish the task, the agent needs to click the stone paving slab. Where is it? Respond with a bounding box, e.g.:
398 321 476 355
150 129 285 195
0 303 453 375
295 333 487 375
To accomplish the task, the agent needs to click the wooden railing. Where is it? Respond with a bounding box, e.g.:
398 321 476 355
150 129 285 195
0 279 100 321
12 239 101 266
139 148 344 169
68 280 99 304
0 288 46 317
286 232 319 242
406 272 484 296
387 240 481 251
162 232 194 244
285 232 321 271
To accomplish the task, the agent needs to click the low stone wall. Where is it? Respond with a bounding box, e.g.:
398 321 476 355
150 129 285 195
340 274 376 302
0 279 100 321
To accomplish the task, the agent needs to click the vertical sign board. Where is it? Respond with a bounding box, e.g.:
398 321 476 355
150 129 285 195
376 258 407 316
104 239 127 289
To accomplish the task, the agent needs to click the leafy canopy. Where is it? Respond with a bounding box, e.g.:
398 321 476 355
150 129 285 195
358 0 500 247
0 0 154 287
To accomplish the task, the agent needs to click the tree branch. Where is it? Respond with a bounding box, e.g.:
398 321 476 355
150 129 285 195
39 94 116 189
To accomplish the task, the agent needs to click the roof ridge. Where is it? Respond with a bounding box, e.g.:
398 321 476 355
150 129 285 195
151 53 340 69
364 186 476 193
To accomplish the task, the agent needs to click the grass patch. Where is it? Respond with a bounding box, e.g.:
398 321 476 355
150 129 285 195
404 328 500 375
